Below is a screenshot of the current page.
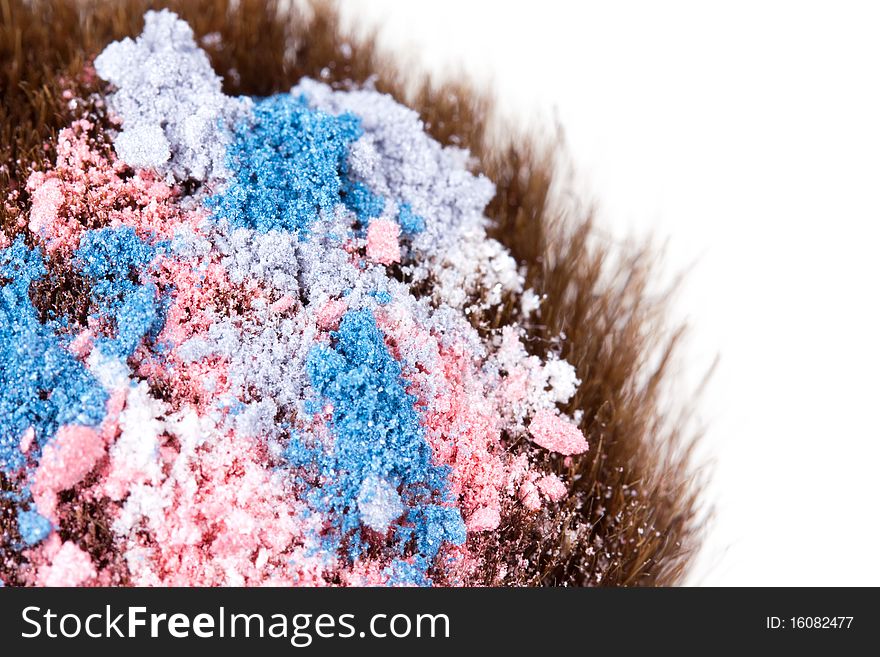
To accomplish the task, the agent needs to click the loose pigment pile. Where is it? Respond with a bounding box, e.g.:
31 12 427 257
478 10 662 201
0 11 595 586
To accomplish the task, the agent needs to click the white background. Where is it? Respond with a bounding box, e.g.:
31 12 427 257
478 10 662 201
342 0 880 585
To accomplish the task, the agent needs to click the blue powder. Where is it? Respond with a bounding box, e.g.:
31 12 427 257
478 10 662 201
397 202 425 234
341 184 426 237
17 508 53 546
74 226 163 357
109 283 162 356
341 180 385 224
208 94 362 233
384 558 432 587
208 93 426 244
75 225 154 284
293 309 464 580
401 504 467 563
283 432 322 469
0 237 107 473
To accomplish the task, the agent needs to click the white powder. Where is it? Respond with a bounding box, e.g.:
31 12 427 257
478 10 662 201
95 10 251 183
357 475 404 533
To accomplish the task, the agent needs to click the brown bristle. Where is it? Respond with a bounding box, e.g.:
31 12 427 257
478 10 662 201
29 252 93 326
0 472 32 586
55 479 131 585
0 0 705 586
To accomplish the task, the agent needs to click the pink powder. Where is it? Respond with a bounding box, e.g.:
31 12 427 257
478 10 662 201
341 559 392 586
316 297 348 330
102 462 146 503
120 428 312 586
499 365 530 406
33 425 105 519
519 474 542 511
536 474 567 502
413 339 506 516
156 259 237 347
376 307 556 526
36 541 96 587
528 409 588 455
137 352 230 413
101 388 128 443
375 308 528 580
467 506 501 532
134 257 241 411
27 177 67 250
25 120 196 254
366 219 401 265
69 330 94 359
19 427 35 454
270 294 296 313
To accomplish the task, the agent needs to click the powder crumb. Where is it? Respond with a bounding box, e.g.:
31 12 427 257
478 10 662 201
519 475 542 512
69 330 94 359
356 475 404 533
315 297 348 330
270 295 296 314
33 425 105 519
366 218 401 265
37 542 96 587
466 506 501 532
112 124 171 169
520 288 541 317
536 474 568 502
19 427 35 454
528 409 588 456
